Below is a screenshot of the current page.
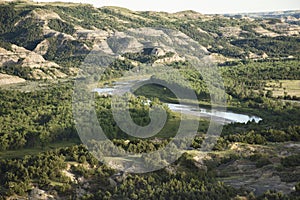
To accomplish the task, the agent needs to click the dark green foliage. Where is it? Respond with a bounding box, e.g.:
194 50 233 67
123 51 175 64
0 62 32 79
0 2 299 199
48 5 127 30
278 172 300 183
0 4 20 34
0 82 175 150
178 23 216 47
222 123 300 146
231 36 300 58
255 157 272 168
0 83 77 150
257 190 289 200
44 37 89 61
93 94 176 139
112 138 169 153
0 144 240 199
101 59 137 80
48 19 76 35
0 39 12 51
44 37 89 70
0 145 102 196
221 60 300 109
134 65 212 103
281 154 300 167
1 12 44 50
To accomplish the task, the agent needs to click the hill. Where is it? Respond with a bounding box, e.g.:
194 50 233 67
0 1 299 82
0 1 300 199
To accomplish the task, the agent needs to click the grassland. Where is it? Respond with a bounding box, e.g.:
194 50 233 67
265 80 300 98
0 139 79 159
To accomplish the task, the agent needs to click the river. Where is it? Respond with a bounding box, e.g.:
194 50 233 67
93 79 262 124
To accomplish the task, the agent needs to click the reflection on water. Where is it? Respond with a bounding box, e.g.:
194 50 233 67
167 103 262 124
93 79 262 124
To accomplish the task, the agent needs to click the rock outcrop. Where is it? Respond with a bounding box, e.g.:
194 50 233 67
154 53 185 64
0 73 26 85
1 44 67 80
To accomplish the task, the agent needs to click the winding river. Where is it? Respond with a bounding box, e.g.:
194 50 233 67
93 79 262 124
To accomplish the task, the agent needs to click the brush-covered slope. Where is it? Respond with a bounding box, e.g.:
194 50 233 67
0 0 299 82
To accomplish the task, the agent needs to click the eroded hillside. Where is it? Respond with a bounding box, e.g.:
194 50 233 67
0 0 299 82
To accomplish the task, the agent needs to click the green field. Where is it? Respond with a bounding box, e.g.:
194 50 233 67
265 80 300 98
0 140 79 159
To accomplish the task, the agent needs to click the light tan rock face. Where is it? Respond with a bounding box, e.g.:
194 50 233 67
11 44 60 68
31 9 62 21
33 39 50 55
0 47 19 66
172 10 205 19
14 8 61 29
272 23 300 36
0 44 67 80
254 26 280 37
0 9 101 81
247 52 269 60
219 26 243 38
0 73 26 85
154 53 185 64
75 29 110 42
29 187 54 200
151 47 166 56
208 53 235 63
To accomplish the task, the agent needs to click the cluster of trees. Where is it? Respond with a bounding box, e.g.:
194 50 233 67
0 146 238 199
49 5 128 31
231 36 300 58
0 4 21 34
123 51 175 64
0 145 107 197
93 94 175 139
0 69 298 199
48 19 76 35
112 138 170 153
1 144 299 199
135 62 225 102
6 17 44 51
0 64 204 147
0 63 33 79
0 2 300 199
222 60 300 82
99 59 137 81
2 2 298 66
220 112 300 143
0 83 77 150
191 124 300 151
0 145 300 200
0 39 12 51
0 152 67 196
0 4 44 50
220 60 300 109
281 154 300 167
223 126 300 144
44 37 88 67
0 82 176 150
93 173 237 200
